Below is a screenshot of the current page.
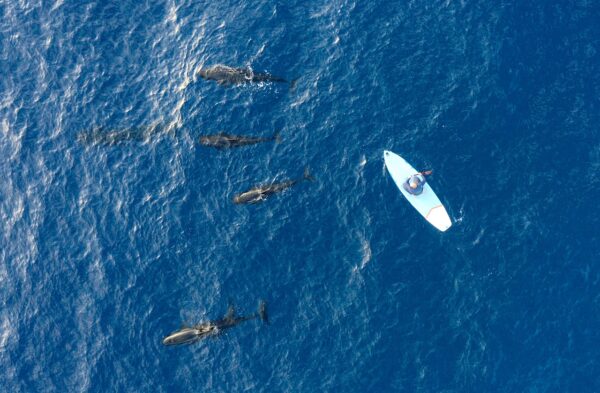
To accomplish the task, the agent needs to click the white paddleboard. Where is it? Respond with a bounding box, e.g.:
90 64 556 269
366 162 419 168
383 150 452 232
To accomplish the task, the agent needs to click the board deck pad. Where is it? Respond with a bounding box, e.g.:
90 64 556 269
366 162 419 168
384 150 452 232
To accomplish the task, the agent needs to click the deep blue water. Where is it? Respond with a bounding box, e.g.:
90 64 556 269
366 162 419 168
1 0 600 391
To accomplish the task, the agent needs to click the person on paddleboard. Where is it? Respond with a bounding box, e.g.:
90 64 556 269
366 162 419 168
403 171 431 196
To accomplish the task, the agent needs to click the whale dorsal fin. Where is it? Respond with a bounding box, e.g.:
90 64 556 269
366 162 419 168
225 304 236 320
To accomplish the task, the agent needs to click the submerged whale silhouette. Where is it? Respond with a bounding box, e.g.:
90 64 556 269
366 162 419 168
199 132 281 149
76 123 165 146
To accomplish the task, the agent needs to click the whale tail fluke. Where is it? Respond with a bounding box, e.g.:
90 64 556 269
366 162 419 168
290 78 299 91
258 301 269 325
303 167 315 182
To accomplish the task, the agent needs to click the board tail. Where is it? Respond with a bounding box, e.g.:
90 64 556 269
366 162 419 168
258 301 269 324
290 78 299 91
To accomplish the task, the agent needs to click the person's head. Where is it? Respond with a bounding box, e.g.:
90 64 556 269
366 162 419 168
409 177 419 189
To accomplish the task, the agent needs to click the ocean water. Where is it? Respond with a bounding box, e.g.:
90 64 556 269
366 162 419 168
1 0 599 391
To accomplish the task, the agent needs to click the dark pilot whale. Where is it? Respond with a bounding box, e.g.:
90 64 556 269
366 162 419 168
162 301 268 346
198 64 296 88
233 168 315 204
200 132 281 149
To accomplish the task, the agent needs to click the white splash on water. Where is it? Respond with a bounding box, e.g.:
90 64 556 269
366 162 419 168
472 228 485 245
359 237 372 269
0 314 12 350
358 154 367 169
